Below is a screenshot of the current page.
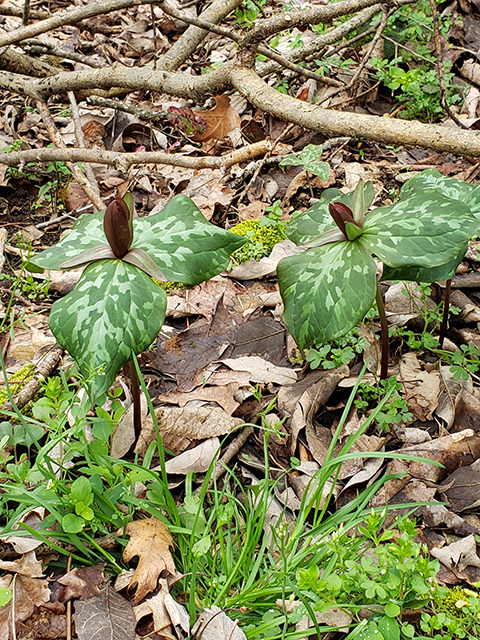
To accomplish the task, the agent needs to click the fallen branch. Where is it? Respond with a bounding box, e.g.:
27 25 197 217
0 141 272 173
0 345 64 414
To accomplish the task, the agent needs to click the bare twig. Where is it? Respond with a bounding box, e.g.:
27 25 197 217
68 90 104 208
157 0 243 71
428 0 468 129
208 425 254 489
238 123 296 204
86 95 167 122
0 0 159 49
35 98 104 211
319 8 388 106
23 39 107 68
22 0 30 26
0 6 122 35
157 0 342 86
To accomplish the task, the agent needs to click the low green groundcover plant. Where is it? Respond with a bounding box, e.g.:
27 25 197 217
230 218 286 264
0 362 451 639
296 512 480 640
277 170 480 377
28 194 245 401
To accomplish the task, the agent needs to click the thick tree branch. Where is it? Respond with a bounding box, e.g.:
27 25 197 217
0 141 271 173
239 0 404 50
258 4 384 78
157 0 243 71
0 63 229 101
0 0 155 48
230 66 480 156
0 47 57 77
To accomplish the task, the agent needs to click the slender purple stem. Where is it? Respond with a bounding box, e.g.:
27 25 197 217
129 357 142 440
438 278 451 347
376 282 389 380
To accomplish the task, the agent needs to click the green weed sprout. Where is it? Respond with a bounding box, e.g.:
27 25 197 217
277 172 480 379
28 194 246 432
279 144 330 197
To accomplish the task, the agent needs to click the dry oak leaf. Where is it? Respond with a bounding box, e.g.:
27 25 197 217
121 518 176 602
192 95 241 143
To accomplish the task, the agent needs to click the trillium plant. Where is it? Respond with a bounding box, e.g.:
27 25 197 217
29 194 246 431
277 170 480 379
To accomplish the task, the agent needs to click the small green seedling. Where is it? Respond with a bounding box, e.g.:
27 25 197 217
28 194 246 430
279 144 330 196
278 173 480 378
0 588 12 607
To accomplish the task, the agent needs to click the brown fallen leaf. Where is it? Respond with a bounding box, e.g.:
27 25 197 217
399 352 440 422
0 550 44 577
431 534 480 572
0 574 51 640
192 605 247 640
192 95 241 142
74 583 136 640
121 518 176 602
162 437 220 475
134 578 190 637
57 564 105 602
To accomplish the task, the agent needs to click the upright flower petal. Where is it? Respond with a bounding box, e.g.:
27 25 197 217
103 197 133 258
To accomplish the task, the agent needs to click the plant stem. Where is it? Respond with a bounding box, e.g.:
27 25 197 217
375 282 389 380
129 357 142 439
306 171 314 198
438 278 451 348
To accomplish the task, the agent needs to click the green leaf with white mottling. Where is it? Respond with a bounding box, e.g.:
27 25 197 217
361 193 479 269
132 195 246 284
279 153 304 169
305 160 330 181
401 168 478 202
300 144 324 164
400 169 480 219
287 188 349 245
49 260 167 400
277 241 376 348
30 211 106 271
382 245 467 283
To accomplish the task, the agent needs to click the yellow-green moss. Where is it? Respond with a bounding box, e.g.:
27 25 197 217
152 280 192 294
0 363 36 407
230 219 286 264
436 586 479 619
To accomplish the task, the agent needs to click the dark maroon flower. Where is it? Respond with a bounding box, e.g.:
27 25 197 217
329 201 359 238
103 197 133 258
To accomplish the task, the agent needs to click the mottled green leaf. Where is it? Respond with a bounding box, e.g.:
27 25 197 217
279 153 304 169
361 193 478 268
30 211 106 271
287 188 350 245
305 160 330 181
49 260 167 400
132 195 246 284
382 245 467 283
401 169 480 219
277 241 376 348
401 168 477 202
300 144 324 164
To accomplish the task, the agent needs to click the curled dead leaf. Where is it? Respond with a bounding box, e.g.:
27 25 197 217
192 95 241 143
121 518 176 602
